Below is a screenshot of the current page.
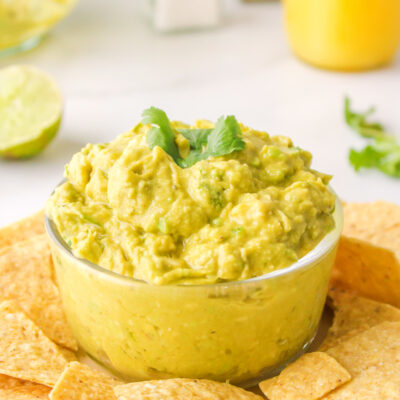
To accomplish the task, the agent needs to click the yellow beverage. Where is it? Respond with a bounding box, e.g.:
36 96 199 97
0 0 77 54
283 0 400 71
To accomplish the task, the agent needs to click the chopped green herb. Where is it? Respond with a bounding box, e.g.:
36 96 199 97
157 217 169 234
345 97 400 178
232 227 244 236
82 214 102 227
199 182 225 208
141 107 245 168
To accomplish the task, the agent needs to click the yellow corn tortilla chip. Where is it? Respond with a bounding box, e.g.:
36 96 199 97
326 321 400 376
321 288 400 350
331 236 400 307
114 378 263 400
259 352 351 400
323 321 400 399
0 210 45 249
50 362 119 400
323 367 400 399
0 375 50 400
0 301 70 387
342 201 400 255
0 374 50 399
0 235 77 350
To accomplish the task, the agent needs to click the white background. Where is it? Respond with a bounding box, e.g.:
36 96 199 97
1 0 399 226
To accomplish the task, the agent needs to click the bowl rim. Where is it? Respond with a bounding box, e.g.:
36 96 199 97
45 189 343 288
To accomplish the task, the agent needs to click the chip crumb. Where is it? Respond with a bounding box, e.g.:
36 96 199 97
0 300 70 387
0 210 45 250
0 235 78 350
50 361 119 400
114 378 263 400
259 352 351 400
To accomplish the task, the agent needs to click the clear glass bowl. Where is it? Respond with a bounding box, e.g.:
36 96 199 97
0 0 77 57
46 195 343 387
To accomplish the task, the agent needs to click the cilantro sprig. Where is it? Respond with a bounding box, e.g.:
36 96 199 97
345 97 400 178
141 107 245 168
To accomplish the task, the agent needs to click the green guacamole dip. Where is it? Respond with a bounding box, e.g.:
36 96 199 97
47 118 335 285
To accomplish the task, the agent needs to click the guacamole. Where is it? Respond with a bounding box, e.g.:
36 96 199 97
47 117 335 285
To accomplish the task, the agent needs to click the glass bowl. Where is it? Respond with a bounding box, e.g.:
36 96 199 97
0 0 78 57
45 195 343 387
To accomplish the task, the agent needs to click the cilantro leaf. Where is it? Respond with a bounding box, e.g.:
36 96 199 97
207 116 245 157
178 116 245 168
142 107 180 163
344 97 387 140
142 107 245 168
178 129 212 149
345 98 400 178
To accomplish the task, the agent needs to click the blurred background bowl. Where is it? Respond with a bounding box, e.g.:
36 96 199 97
0 0 78 56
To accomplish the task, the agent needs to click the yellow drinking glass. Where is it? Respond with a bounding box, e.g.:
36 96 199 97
283 0 400 71
0 0 77 56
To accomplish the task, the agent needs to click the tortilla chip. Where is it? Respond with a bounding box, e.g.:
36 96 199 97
323 321 400 399
0 301 70 387
259 352 351 400
114 378 263 400
321 288 400 350
326 321 400 376
0 211 45 249
342 201 400 256
0 235 77 350
50 362 119 400
331 236 400 307
323 367 400 399
0 374 50 399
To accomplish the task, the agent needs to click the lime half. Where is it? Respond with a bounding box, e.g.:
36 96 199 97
0 65 62 158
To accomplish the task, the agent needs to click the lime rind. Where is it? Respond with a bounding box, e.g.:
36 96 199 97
0 116 61 158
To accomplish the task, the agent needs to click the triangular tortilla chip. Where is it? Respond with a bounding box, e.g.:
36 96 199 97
0 211 45 249
342 201 400 256
0 235 77 350
324 321 400 399
323 367 400 399
0 374 50 399
321 288 400 350
0 301 70 387
332 201 400 307
114 378 263 400
331 236 400 307
50 362 119 400
326 321 400 376
259 352 351 400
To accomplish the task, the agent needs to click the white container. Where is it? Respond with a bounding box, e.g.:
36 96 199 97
141 0 221 32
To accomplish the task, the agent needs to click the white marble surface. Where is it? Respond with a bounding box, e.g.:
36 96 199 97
1 0 399 226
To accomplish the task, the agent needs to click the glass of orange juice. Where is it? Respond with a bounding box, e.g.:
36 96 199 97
0 0 77 57
283 0 400 71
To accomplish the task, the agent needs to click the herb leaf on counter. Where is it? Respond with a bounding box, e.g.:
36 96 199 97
345 97 400 178
141 107 245 168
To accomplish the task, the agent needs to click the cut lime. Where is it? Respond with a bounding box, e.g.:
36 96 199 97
0 65 62 158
